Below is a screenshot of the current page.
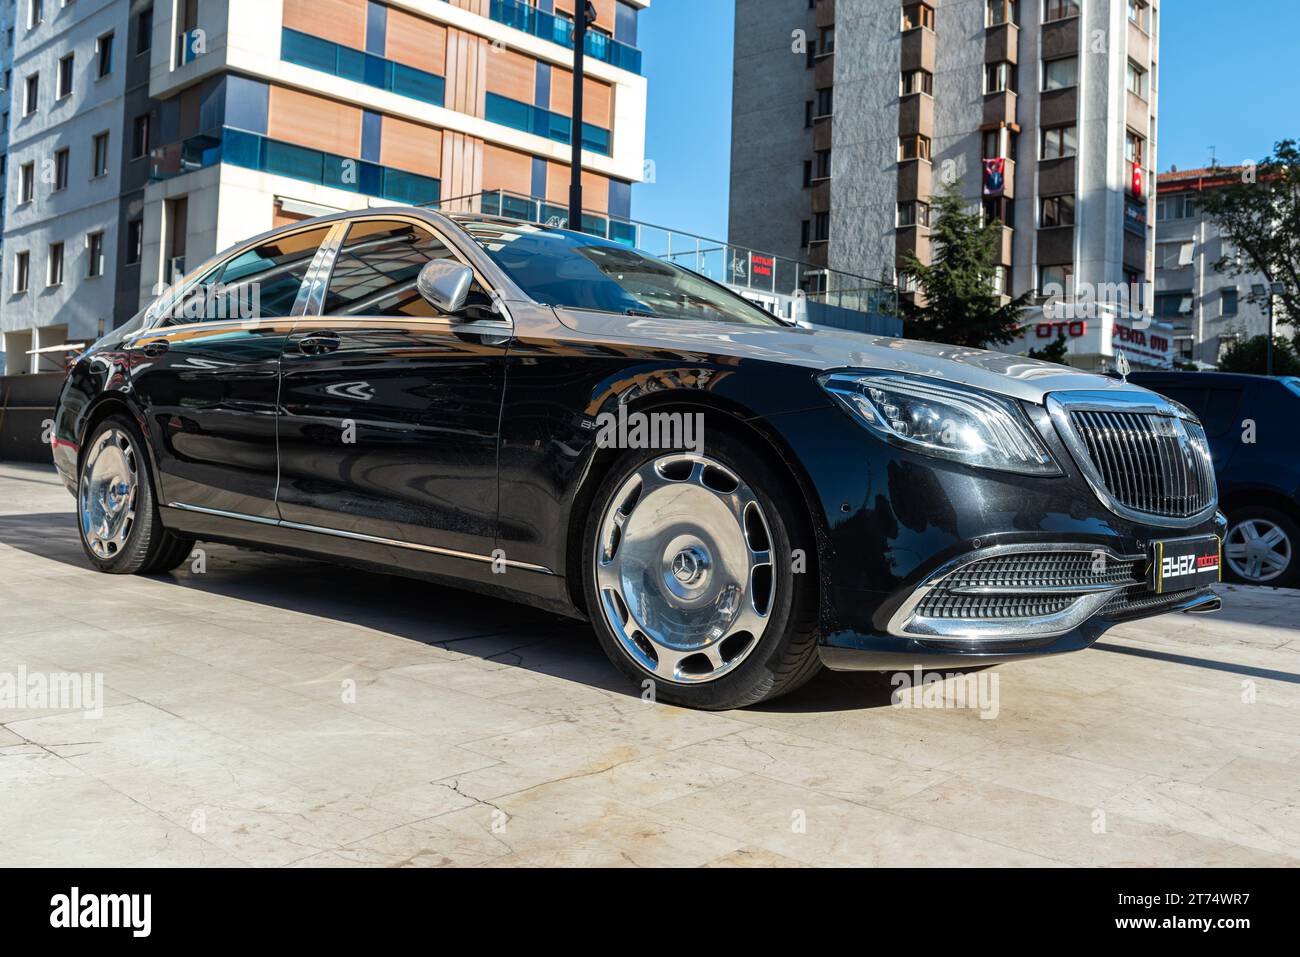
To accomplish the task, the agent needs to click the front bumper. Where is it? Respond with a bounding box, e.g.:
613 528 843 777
760 404 1225 672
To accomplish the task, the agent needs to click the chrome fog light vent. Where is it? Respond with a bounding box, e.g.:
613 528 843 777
889 545 1143 641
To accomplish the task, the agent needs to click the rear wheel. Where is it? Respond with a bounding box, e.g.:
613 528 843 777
1223 506 1298 587
77 415 195 575
582 432 820 710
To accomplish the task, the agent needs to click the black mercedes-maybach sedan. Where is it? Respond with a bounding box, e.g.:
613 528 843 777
52 209 1224 709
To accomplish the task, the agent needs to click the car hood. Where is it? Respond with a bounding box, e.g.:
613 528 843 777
552 308 1141 405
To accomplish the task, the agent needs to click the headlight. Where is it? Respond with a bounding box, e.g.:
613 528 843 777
819 372 1060 475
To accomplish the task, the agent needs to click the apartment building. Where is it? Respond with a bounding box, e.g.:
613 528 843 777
730 0 1159 343
0 0 15 280
1154 166 1291 367
1 0 650 374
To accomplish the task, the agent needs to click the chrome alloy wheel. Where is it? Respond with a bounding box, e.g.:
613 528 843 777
594 453 776 684
1225 518 1292 584
79 427 140 560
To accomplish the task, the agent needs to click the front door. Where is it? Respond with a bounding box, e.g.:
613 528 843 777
125 223 335 519
276 217 508 559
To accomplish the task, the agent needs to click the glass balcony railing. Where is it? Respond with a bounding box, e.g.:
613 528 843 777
150 127 441 206
281 28 446 108
485 93 611 156
430 190 899 330
489 0 642 74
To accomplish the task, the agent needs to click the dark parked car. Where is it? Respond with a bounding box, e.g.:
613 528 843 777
53 209 1223 710
1129 371 1300 587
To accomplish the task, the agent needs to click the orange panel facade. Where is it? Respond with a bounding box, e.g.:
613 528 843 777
283 0 366 49
267 86 362 157
385 8 448 76
547 162 609 214
484 48 535 102
441 131 485 200
444 29 487 118
482 144 534 195
549 69 613 129
380 117 443 177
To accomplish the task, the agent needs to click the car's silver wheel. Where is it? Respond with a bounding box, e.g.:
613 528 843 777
79 426 140 560
593 452 775 685
1225 517 1292 584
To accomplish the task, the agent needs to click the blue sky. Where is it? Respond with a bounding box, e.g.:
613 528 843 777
632 0 1300 240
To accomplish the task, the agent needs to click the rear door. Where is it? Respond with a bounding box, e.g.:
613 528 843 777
125 223 337 520
276 216 509 560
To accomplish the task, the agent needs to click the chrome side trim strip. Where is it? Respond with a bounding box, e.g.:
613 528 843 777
166 502 554 575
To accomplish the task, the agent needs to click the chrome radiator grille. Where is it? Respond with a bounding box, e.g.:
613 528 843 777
1066 410 1216 520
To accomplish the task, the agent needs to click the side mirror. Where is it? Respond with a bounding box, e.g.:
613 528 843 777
416 259 474 315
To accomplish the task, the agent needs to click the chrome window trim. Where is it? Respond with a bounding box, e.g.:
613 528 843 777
1046 389 1218 529
166 502 553 575
886 542 1142 641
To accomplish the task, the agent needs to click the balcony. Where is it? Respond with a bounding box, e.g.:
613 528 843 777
814 52 835 89
901 27 936 74
1038 156 1075 196
815 0 835 29
811 179 831 214
1040 87 1078 128
898 92 933 137
282 28 445 108
813 114 833 151
489 0 642 74
1037 225 1075 266
896 227 931 264
897 156 932 200
982 89 1016 127
996 225 1013 267
1041 17 1080 59
985 22 1018 64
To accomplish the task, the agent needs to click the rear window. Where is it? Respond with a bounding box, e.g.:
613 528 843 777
456 219 782 327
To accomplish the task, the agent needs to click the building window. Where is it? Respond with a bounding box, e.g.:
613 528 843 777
18 162 34 203
87 231 105 277
96 32 114 78
1157 193 1197 221
53 147 69 191
57 53 73 99
1039 263 1073 294
132 114 150 159
1128 0 1150 31
1041 124 1077 159
1042 0 1080 22
47 241 64 286
818 26 835 54
805 40 816 68
137 8 153 55
14 251 30 293
92 131 110 177
1040 194 1076 227
983 196 1014 226
1220 288 1239 317
23 73 38 115
983 128 1018 159
813 149 831 179
1042 56 1078 91
26 0 42 31
986 0 1019 26
811 212 830 243
900 69 934 96
1125 130 1144 166
1126 60 1148 98
897 201 931 228
816 87 833 117
126 218 143 265
899 134 932 161
804 100 813 128
802 160 812 187
902 3 935 31
800 219 811 248
984 61 1015 93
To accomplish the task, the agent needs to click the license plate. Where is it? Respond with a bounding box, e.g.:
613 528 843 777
1149 535 1222 593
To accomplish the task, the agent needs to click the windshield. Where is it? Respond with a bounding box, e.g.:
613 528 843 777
455 219 783 326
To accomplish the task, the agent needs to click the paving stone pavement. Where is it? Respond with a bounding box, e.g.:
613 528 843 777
1 461 1298 867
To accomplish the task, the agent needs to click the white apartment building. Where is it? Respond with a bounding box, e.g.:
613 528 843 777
1 0 651 374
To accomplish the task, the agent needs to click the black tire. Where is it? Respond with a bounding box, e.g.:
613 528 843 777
76 414 195 575
1223 506 1299 588
582 428 820 710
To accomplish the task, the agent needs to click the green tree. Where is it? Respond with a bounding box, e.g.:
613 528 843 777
1195 140 1300 344
1217 335 1300 376
1027 330 1070 364
898 180 1033 348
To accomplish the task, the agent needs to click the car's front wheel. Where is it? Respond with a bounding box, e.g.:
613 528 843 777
77 414 195 575
1223 506 1298 588
582 433 820 710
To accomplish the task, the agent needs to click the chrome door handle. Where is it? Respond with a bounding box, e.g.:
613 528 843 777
139 339 169 357
293 333 341 356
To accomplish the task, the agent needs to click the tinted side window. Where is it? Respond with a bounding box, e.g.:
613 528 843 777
1199 388 1243 438
160 225 330 325
322 220 457 318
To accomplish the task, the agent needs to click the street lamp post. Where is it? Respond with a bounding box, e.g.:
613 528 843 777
568 2 598 232
1255 281 1289 375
